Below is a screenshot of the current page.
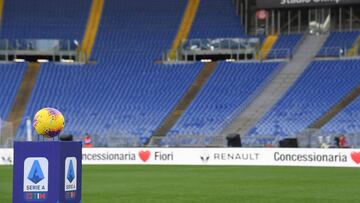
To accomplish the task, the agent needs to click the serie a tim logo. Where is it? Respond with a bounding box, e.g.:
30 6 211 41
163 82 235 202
23 157 49 201
64 157 77 200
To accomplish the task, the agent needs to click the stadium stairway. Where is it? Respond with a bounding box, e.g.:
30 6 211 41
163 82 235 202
148 62 217 146
4 63 41 143
0 0 4 25
259 35 278 60
309 84 360 129
347 36 360 57
81 0 104 61
222 34 329 137
168 0 200 60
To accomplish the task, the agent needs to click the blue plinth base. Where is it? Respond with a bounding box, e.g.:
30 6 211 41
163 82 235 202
13 141 82 203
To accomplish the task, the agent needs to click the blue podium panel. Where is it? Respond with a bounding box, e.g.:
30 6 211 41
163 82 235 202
13 141 82 203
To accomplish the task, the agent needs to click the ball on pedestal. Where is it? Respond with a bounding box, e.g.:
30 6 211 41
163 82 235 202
33 107 65 138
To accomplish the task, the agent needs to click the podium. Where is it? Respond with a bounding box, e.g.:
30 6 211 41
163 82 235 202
13 141 82 203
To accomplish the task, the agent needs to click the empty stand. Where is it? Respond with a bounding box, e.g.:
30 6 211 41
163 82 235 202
91 0 188 61
310 85 360 129
189 0 245 39
322 85 360 134
0 63 27 120
150 62 217 145
6 63 40 137
223 34 327 139
266 34 303 59
166 62 282 139
81 0 105 60
16 62 203 144
259 35 278 60
169 0 200 60
1 0 91 40
247 60 360 145
317 31 360 57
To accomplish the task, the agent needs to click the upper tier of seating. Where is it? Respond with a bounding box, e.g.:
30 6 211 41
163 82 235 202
248 60 360 140
166 62 282 137
317 31 360 57
267 34 303 59
1 0 91 40
91 0 187 61
16 62 203 143
189 0 245 39
322 96 360 134
0 63 27 121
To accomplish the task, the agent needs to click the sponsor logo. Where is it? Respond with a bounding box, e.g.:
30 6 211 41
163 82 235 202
350 152 360 164
24 192 47 200
65 191 76 200
82 152 136 161
200 154 210 164
213 153 260 161
138 150 151 162
23 157 48 201
65 157 77 200
1 156 12 164
273 152 347 163
154 151 173 161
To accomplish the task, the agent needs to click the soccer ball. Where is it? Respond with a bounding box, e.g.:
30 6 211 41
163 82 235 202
33 107 65 138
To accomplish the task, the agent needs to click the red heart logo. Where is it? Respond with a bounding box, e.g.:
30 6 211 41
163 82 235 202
351 152 360 164
139 150 151 162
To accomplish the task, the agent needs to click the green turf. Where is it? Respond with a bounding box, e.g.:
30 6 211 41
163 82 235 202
1 165 360 203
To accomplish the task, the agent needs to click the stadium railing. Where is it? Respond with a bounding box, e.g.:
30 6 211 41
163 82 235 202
159 134 226 147
0 119 14 148
0 39 86 62
244 129 360 148
163 37 260 62
297 128 360 148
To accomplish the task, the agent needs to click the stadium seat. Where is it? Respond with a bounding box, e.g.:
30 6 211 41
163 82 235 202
0 63 27 121
1 0 91 40
247 59 360 144
322 96 360 134
317 31 360 57
189 0 245 39
166 61 283 141
16 62 203 144
267 34 303 59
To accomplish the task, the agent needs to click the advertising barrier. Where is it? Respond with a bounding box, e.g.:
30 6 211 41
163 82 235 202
1 148 360 167
256 0 360 9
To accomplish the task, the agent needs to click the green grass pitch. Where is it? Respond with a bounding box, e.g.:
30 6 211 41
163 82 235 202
1 165 360 203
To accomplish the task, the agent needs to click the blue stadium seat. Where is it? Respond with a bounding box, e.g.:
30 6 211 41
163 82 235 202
166 62 282 138
317 31 360 57
91 0 188 61
0 0 91 40
322 96 360 134
189 0 245 39
248 60 360 142
16 62 203 144
0 63 27 120
267 34 303 59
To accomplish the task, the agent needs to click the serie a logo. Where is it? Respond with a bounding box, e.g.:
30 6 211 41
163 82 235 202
65 157 77 200
23 157 48 201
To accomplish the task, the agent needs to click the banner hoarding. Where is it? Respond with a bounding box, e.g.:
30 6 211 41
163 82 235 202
2 148 360 167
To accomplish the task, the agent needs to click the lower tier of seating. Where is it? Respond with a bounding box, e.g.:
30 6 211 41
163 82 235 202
247 59 360 146
16 62 203 144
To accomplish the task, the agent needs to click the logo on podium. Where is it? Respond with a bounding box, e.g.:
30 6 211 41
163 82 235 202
23 157 48 201
65 157 77 200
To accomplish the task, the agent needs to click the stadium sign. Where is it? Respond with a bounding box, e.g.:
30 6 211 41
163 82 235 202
256 0 360 9
2 148 360 167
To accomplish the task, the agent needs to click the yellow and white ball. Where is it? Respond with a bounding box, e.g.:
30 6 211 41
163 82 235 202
33 107 65 138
